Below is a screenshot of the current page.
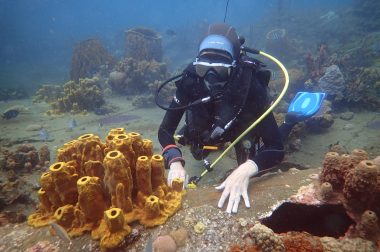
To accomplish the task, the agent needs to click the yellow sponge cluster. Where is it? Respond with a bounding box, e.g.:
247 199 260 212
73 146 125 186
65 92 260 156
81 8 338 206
28 128 184 250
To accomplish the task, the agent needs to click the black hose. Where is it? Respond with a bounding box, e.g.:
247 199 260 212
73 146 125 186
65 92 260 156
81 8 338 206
223 0 230 23
155 73 212 111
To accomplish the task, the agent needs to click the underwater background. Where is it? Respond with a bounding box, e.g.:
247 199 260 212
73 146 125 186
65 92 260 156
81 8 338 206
0 0 380 251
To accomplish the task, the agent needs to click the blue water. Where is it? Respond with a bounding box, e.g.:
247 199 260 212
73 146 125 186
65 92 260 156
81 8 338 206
0 0 354 91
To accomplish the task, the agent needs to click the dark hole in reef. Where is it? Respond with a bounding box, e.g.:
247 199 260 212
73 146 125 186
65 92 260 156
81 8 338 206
260 201 354 238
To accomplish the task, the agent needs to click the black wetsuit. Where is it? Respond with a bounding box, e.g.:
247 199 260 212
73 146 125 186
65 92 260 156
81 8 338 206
158 57 285 172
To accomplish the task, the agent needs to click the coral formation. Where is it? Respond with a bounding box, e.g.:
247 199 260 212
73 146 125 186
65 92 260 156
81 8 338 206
357 210 380 239
343 159 380 214
50 77 104 114
125 27 162 62
32 84 64 104
33 76 105 115
70 38 115 82
320 237 376 251
243 223 285 252
0 144 50 173
345 66 380 109
33 76 105 114
110 57 167 95
28 128 185 250
320 149 369 190
319 182 333 200
305 42 331 82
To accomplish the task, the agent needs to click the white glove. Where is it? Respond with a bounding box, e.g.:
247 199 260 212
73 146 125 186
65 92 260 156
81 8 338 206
215 160 258 214
167 161 186 187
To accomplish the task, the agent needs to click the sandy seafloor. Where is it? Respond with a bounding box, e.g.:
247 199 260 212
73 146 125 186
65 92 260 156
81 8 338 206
0 96 379 251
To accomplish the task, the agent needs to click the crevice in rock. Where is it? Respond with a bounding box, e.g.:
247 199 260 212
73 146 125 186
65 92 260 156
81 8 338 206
260 201 354 238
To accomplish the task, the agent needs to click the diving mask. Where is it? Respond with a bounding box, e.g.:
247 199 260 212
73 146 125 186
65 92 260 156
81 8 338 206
193 60 235 81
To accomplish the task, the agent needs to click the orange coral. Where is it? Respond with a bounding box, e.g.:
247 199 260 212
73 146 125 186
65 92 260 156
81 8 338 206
280 231 324 252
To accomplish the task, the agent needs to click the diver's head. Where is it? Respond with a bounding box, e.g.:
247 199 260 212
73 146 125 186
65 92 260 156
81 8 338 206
193 24 241 97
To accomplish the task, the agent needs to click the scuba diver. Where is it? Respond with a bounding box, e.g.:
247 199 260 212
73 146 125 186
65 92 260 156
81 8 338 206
157 23 322 214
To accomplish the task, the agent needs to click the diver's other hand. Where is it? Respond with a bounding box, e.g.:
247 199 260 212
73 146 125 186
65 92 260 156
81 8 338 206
215 160 258 214
167 161 186 187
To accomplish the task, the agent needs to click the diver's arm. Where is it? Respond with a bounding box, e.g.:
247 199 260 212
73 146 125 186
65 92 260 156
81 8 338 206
250 112 285 171
158 99 186 168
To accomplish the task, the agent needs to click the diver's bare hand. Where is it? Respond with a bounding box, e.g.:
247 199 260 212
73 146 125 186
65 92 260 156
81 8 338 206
167 161 186 186
215 160 258 214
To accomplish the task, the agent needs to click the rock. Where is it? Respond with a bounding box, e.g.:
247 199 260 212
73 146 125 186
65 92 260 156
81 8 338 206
317 65 345 98
339 111 354 121
169 228 188 247
152 235 177 252
25 240 58 252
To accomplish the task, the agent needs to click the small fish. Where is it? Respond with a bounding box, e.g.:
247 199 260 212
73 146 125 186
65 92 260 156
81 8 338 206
68 118 77 129
165 29 176 36
39 128 49 141
49 221 71 243
2 109 19 120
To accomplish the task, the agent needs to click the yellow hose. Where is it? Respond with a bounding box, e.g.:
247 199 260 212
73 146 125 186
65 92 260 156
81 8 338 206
198 51 290 178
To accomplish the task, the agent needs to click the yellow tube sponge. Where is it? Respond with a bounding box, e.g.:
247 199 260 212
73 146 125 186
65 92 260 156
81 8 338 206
171 178 184 192
115 182 133 213
83 160 104 179
136 156 152 195
141 139 153 157
28 127 185 249
103 150 133 205
38 188 53 213
99 208 132 250
49 162 79 205
128 132 143 158
77 176 108 222
112 134 135 165
54 204 76 229
150 154 166 192
139 195 167 227
27 187 55 227
40 171 62 209
77 134 105 169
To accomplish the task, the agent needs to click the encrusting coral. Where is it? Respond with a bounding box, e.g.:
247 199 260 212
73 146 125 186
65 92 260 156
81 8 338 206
28 128 185 250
